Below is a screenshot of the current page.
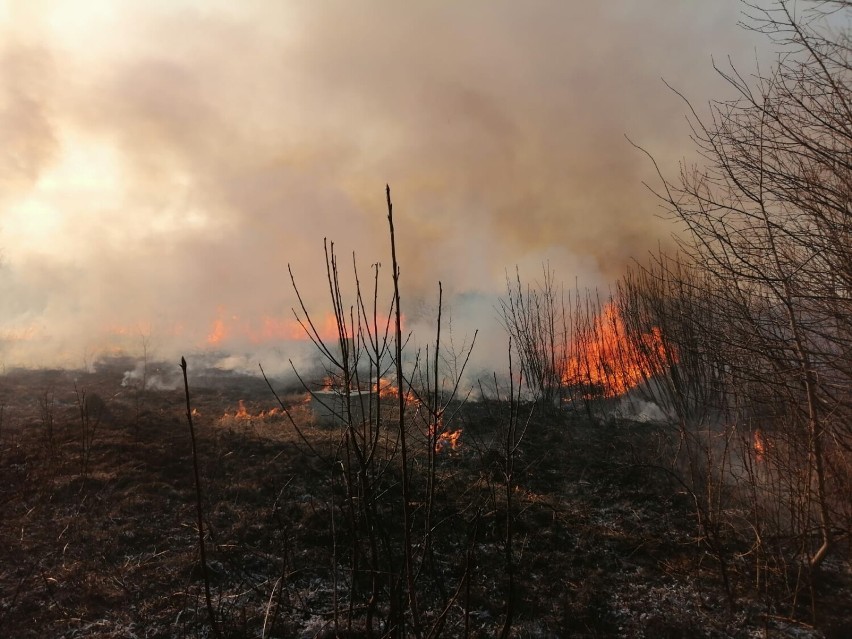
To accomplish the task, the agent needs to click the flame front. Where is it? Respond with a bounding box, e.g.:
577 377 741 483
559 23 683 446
220 400 282 422
563 302 675 398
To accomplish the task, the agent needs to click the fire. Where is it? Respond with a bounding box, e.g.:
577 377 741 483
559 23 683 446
256 313 343 342
204 310 403 348
753 429 766 462
314 377 418 404
562 302 674 398
235 400 250 420
375 377 397 399
221 400 283 422
207 318 228 346
436 429 462 453
374 378 419 404
428 420 462 453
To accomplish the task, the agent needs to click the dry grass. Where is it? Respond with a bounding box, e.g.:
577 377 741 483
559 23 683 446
0 360 849 638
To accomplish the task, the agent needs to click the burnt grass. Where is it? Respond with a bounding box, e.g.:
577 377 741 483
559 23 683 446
1 361 849 638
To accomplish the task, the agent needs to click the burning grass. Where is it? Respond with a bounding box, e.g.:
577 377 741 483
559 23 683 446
1 361 849 637
562 302 676 399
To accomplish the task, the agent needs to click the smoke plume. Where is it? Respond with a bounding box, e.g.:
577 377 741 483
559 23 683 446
0 0 764 373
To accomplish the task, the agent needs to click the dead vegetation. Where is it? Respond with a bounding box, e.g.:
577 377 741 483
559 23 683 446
0 359 849 638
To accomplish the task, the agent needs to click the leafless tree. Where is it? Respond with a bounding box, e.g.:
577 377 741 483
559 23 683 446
631 0 851 606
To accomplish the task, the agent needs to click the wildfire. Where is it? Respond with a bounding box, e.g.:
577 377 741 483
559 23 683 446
562 302 675 398
374 377 419 404
375 377 394 398
435 429 463 453
204 311 403 348
428 420 462 453
221 400 282 421
207 318 228 346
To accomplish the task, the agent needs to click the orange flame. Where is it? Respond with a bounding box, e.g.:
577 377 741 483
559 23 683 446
204 311 403 348
753 429 766 462
563 303 675 398
221 400 283 421
374 378 419 404
436 429 462 453
375 377 397 399
207 318 228 346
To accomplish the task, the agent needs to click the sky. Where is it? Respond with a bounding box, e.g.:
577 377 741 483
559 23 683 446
0 0 769 375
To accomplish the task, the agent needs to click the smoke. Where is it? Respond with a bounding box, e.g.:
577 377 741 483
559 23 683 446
0 0 765 371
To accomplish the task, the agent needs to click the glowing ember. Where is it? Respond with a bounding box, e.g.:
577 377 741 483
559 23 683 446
563 302 675 398
753 429 766 462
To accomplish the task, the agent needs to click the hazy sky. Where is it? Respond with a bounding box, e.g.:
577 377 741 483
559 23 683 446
0 0 768 371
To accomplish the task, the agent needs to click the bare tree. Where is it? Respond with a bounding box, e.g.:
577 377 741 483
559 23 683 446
633 0 851 591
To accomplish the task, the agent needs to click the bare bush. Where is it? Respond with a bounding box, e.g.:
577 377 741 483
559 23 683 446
263 186 482 637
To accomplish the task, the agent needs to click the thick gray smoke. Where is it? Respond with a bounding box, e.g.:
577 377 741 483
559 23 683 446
0 1 765 372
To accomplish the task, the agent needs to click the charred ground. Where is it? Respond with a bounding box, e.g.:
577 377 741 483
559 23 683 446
0 358 849 638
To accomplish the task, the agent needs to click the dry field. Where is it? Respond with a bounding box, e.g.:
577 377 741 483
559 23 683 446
0 357 849 638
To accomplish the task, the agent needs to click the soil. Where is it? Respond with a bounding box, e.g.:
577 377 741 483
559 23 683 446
0 358 849 638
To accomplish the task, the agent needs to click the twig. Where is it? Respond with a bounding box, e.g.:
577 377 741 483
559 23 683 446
180 357 221 638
